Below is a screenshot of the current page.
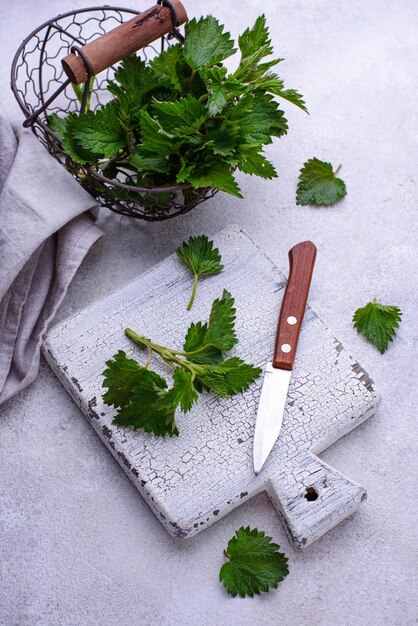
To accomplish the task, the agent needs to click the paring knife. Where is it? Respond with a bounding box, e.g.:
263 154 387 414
253 241 317 475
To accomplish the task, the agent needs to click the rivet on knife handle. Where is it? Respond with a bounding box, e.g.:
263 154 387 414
272 241 317 371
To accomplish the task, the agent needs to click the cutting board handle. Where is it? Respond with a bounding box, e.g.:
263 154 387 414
273 241 317 370
267 452 367 549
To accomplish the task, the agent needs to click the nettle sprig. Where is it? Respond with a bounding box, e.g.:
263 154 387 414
176 235 223 310
102 290 261 436
48 14 306 200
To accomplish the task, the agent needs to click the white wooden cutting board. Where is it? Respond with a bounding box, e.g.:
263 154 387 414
42 226 380 549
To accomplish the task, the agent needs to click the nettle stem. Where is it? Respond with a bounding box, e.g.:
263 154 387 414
334 163 342 176
187 273 199 311
224 550 231 560
124 328 197 377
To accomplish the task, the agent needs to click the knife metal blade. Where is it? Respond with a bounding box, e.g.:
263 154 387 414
253 241 317 475
253 363 291 475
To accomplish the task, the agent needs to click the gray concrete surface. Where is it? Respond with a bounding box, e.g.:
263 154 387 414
1 1 417 625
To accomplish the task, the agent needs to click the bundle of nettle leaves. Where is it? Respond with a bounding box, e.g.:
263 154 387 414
51 14 307 198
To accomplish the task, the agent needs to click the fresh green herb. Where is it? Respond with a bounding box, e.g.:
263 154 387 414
353 299 402 354
47 113 66 140
102 290 261 436
176 235 223 310
57 14 306 202
220 527 289 597
296 157 346 206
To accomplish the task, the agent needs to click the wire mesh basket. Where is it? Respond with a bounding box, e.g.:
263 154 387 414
11 5 219 221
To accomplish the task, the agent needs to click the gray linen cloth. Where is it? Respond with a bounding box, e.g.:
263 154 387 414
0 110 102 405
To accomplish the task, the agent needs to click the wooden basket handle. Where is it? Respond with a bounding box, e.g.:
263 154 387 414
61 0 188 85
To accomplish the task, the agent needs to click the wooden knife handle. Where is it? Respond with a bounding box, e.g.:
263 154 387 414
272 241 317 370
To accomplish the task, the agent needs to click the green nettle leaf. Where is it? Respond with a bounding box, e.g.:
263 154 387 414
46 113 66 141
296 158 347 206
220 527 289 598
203 289 237 352
66 100 126 159
226 94 287 145
353 299 402 354
62 114 99 164
139 110 183 154
200 66 244 116
183 289 237 363
103 351 179 437
152 96 206 135
184 16 236 70
235 15 279 83
149 44 182 91
202 127 237 157
102 287 261 436
110 54 168 103
129 147 170 174
176 235 223 309
114 382 179 437
196 357 261 397
238 15 272 58
102 350 145 408
161 367 198 413
237 145 277 179
254 75 308 113
186 162 243 198
183 321 223 365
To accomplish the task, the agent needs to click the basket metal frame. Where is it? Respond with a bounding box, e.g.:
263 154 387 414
11 5 218 221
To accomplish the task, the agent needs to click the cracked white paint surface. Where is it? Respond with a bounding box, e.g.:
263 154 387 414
42 227 380 548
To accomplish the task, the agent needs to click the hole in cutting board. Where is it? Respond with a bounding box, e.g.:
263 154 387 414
304 486 319 501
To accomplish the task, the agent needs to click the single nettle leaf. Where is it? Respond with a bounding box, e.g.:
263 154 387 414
254 74 308 113
196 357 262 397
46 113 66 141
177 235 223 277
129 146 170 174
113 384 179 437
117 371 178 436
186 162 243 198
184 16 236 70
62 114 99 164
220 527 289 597
205 289 237 352
102 350 144 408
238 14 272 59
152 96 206 136
237 145 277 179
69 100 126 159
353 299 402 354
176 235 223 310
226 94 287 145
102 352 179 436
296 158 347 206
183 321 223 365
235 16 280 83
182 289 237 361
204 127 238 157
201 66 244 116
111 54 168 103
149 44 182 91
161 367 198 413
139 110 183 154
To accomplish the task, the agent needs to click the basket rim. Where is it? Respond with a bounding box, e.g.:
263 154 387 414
10 5 194 195
11 6 140 118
